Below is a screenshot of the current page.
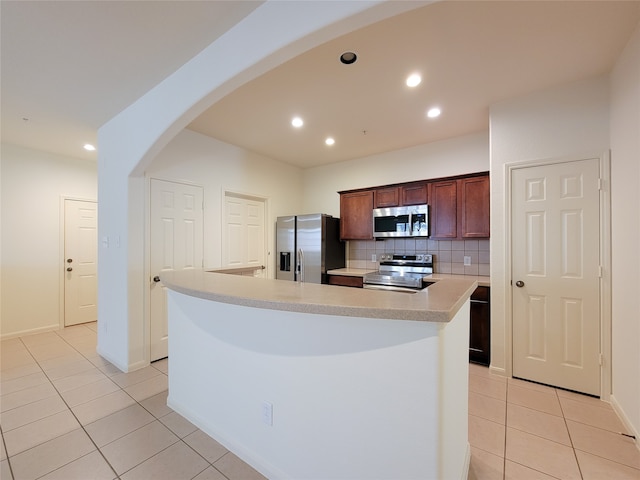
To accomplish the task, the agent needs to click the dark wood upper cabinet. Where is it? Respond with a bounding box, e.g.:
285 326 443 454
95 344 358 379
459 175 490 238
339 172 489 241
374 187 400 208
340 190 374 240
429 180 458 239
401 183 428 206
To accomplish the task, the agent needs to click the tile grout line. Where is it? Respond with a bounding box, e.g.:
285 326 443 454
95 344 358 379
502 380 508 480
556 386 584 479
13 329 124 480
25 327 234 480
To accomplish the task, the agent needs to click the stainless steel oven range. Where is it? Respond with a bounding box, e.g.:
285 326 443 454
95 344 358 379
363 254 433 293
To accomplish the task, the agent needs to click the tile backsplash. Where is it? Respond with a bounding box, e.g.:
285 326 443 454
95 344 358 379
347 238 490 276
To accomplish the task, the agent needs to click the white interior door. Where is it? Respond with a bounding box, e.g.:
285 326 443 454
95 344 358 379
64 199 98 326
150 179 203 361
223 193 266 277
511 158 601 396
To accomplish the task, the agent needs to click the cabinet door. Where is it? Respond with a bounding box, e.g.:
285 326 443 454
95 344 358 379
429 180 458 239
328 275 363 288
374 187 400 208
469 286 490 366
401 183 428 206
460 175 490 238
340 191 374 240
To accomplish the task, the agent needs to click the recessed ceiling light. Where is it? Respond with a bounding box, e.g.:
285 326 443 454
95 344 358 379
406 73 421 87
427 107 441 118
291 117 304 128
325 137 335 146
339 51 357 65
83 143 96 151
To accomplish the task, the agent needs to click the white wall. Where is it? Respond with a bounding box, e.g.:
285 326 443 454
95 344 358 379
609 23 640 440
147 129 303 274
302 132 489 215
0 143 97 338
489 75 610 379
96 0 423 371
167 289 469 479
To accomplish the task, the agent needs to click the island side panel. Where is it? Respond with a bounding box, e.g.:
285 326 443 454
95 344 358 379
167 290 445 480
438 299 471 480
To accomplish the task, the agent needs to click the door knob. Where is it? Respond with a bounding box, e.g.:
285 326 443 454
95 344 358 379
66 267 73 272
67 258 73 263
515 280 525 288
153 276 161 283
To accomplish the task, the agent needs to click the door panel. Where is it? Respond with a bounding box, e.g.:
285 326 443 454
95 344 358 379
512 159 600 396
224 193 266 277
64 200 98 326
150 179 203 361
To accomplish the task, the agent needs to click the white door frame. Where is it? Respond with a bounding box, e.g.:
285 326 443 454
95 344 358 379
221 189 270 278
504 152 611 399
58 196 98 330
145 176 205 364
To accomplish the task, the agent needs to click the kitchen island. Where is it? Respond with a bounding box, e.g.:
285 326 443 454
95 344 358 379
161 269 476 480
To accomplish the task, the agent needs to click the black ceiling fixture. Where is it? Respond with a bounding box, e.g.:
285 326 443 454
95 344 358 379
339 51 357 65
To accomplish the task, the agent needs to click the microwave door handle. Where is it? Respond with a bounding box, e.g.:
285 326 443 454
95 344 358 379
408 212 414 235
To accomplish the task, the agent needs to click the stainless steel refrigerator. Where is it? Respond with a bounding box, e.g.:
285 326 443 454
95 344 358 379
276 214 345 284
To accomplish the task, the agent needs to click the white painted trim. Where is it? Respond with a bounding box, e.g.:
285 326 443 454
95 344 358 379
504 153 612 398
59 196 97 332
599 151 612 401
0 323 59 341
610 395 640 452
96 344 130 373
460 443 471 480
489 365 507 378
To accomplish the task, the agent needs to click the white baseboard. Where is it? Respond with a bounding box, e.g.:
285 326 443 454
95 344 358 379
461 443 471 480
168 395 284 479
489 365 507 377
95 345 129 373
610 394 640 452
0 323 59 341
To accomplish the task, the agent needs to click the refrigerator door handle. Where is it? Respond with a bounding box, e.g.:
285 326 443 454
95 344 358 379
297 248 304 283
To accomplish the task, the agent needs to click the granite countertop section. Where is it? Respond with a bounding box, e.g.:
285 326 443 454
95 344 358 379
161 269 477 323
327 268 490 287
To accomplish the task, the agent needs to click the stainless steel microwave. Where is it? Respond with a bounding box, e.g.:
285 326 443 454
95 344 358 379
372 204 429 238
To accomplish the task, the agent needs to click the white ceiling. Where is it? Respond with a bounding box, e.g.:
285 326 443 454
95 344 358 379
2 1 639 167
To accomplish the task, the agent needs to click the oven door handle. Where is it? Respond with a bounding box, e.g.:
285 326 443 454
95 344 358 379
363 284 419 293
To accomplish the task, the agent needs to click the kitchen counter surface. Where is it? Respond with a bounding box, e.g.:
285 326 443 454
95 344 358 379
327 268 490 287
161 268 477 323
325 267 378 277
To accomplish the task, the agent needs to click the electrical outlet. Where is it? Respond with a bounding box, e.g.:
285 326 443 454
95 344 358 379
463 256 472 266
371 254 377 262
261 401 273 426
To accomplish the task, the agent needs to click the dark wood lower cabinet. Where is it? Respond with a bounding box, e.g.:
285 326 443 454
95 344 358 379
469 286 490 366
328 275 364 288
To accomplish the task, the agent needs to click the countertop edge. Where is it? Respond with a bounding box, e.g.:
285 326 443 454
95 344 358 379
161 270 477 323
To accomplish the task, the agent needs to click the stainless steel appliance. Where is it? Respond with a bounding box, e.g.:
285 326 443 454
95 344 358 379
276 214 345 284
372 204 429 238
363 254 433 292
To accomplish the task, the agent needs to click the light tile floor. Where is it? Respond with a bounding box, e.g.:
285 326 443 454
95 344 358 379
1 323 266 480
468 363 640 480
1 323 639 479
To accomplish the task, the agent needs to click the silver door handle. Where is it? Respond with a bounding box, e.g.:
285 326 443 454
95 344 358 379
297 249 304 283
515 280 525 288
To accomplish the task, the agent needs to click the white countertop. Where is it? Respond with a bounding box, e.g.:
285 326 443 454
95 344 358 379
161 268 478 323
